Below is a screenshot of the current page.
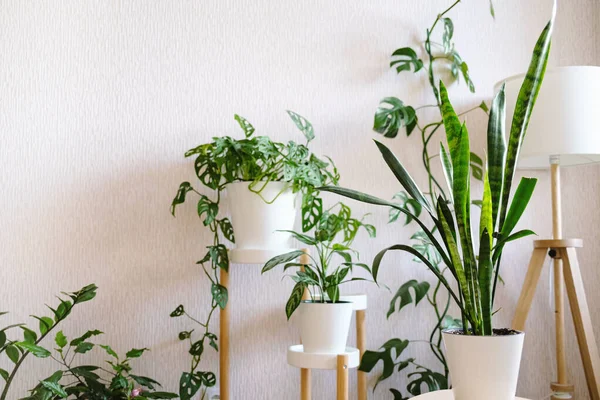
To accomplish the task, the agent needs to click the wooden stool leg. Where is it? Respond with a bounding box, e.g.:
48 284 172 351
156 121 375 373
337 354 349 400
220 267 230 400
561 248 600 400
512 248 548 331
356 310 367 400
301 368 311 400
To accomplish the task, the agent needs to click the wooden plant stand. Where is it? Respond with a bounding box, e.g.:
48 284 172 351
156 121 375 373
512 239 600 400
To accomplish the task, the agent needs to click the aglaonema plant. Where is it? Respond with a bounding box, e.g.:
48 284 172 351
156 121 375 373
320 17 552 396
170 111 339 399
261 203 375 318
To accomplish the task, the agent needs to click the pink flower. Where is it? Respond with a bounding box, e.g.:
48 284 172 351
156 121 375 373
131 388 143 397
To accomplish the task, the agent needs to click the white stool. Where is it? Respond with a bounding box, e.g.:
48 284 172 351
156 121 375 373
288 345 359 400
412 390 531 399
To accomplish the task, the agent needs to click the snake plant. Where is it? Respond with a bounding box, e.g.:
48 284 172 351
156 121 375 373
320 19 553 336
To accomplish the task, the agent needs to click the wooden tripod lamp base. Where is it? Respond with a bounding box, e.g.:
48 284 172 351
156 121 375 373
512 239 600 400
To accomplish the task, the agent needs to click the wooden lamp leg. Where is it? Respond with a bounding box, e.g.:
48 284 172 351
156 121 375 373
220 267 230 400
511 247 548 331
560 248 600 400
337 354 349 400
356 309 367 400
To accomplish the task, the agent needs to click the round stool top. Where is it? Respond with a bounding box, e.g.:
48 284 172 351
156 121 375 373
412 390 530 399
287 345 359 370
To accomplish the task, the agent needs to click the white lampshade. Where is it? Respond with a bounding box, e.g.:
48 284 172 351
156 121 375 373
496 66 600 169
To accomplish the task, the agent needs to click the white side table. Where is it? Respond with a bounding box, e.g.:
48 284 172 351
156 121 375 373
412 390 531 399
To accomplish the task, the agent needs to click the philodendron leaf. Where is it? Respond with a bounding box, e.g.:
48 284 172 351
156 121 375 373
359 338 410 390
286 110 315 143
234 114 255 138
390 47 424 73
197 371 217 387
286 282 306 320
373 97 417 139
302 196 322 232
442 18 454 53
407 370 448 396
262 250 305 274
390 388 409 400
387 280 430 319
218 218 235 243
170 305 185 317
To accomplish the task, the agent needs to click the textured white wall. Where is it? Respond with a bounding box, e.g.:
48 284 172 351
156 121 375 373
1 0 599 399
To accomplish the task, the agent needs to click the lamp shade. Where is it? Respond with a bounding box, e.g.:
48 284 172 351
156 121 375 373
496 66 600 169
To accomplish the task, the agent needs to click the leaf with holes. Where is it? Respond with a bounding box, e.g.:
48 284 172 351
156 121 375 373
373 97 417 139
286 110 315 143
390 47 424 73
170 305 185 317
171 182 193 216
219 218 235 243
302 196 322 232
208 244 229 272
387 280 430 318
197 371 216 387
442 18 454 53
234 114 255 138
211 283 228 309
179 372 202 400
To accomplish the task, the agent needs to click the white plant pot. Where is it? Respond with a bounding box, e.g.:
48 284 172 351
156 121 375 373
297 301 353 354
226 181 298 263
443 329 525 400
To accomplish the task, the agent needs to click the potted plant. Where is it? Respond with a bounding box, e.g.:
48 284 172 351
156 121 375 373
172 110 339 263
319 19 553 400
261 203 375 354
170 111 338 398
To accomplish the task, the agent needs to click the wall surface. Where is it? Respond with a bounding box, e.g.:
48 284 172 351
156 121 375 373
1 0 599 399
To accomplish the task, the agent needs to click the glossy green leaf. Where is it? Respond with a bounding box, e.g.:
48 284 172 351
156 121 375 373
15 341 51 358
359 338 410 390
373 97 417 138
40 380 68 398
179 372 202 400
171 182 193 216
262 250 305 273
286 282 305 320
500 177 538 238
70 329 103 346
211 283 228 310
439 144 453 200
487 84 507 231
218 218 235 243
390 47 424 73
286 110 315 143
442 18 454 53
480 172 493 246
6 345 19 363
74 342 94 354
301 196 322 232
234 114 255 138
386 280 430 318
498 21 552 230
126 347 149 358
55 330 67 348
478 229 493 335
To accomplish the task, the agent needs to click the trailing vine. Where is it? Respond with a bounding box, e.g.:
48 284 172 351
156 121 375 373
358 2 490 398
170 111 339 399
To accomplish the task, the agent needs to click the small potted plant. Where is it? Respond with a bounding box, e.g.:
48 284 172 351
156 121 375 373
262 203 375 354
319 19 553 400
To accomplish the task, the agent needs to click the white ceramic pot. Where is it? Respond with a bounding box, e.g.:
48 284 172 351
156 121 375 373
443 329 525 400
226 181 298 263
298 301 353 354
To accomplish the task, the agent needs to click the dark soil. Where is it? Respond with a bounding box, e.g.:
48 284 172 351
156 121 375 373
444 328 522 336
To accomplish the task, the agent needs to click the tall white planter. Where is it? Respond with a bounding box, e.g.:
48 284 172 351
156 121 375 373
443 329 525 400
298 301 353 354
226 181 298 264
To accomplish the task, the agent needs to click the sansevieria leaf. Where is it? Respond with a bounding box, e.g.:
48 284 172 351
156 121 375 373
498 21 553 230
478 229 493 335
487 84 506 231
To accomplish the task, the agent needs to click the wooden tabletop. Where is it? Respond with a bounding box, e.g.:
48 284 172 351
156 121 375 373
412 390 530 399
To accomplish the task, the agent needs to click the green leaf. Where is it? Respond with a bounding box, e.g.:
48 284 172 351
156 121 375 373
373 97 417 139
279 230 317 246
389 191 422 225
480 172 493 246
100 344 119 359
206 332 218 352
386 280 430 318
495 229 537 250
197 371 217 387
286 110 315 143
40 380 68 398
234 114 255 138
460 62 475 93
171 182 193 216
498 20 552 231
74 342 94 354
5 345 19 363
301 196 322 232
358 338 409 389
71 284 97 305
21 326 37 343
35 316 54 335
439 143 453 202
390 47 424 73
126 347 148 358
500 177 538 239
208 244 229 272
286 282 305 320
145 392 179 399
70 329 103 346
211 283 228 310
218 218 235 243
374 140 431 214
0 331 5 348
262 250 305 274
55 330 67 348
487 84 507 231
470 152 484 181
179 372 202 400
178 330 193 340
478 229 493 335
170 305 185 317
0 368 8 382
15 341 51 358
407 370 448 395
479 100 489 113
131 374 162 390
197 196 218 226
442 18 454 53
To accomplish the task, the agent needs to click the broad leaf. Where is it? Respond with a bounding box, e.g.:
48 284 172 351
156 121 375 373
171 182 193 216
286 110 315 143
286 282 306 320
387 280 430 318
211 283 228 309
15 341 51 358
373 97 417 138
262 250 305 273
390 47 424 73
234 114 255 138
487 84 507 231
